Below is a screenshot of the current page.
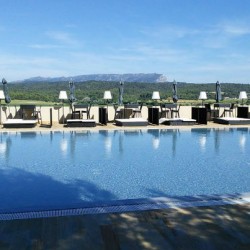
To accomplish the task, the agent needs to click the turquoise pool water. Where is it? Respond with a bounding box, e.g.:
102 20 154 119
0 128 249 213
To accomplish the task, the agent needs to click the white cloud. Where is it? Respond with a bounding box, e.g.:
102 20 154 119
0 55 59 66
200 20 250 48
217 21 250 36
2 51 249 83
45 31 81 46
65 24 77 29
140 21 250 51
170 61 250 83
2 24 250 83
115 44 190 64
0 54 66 81
107 54 145 62
200 35 228 49
141 25 200 39
29 44 64 49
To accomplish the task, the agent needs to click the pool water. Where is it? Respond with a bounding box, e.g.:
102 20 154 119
0 128 249 213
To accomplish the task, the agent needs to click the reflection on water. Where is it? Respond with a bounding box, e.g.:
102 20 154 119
171 129 179 156
20 132 37 139
199 135 206 151
118 131 124 153
148 129 180 156
191 128 212 153
239 134 246 151
152 137 160 149
0 128 249 162
237 128 248 152
104 136 112 155
99 130 114 157
149 129 160 150
59 131 68 156
60 138 68 156
69 131 91 157
0 141 6 154
0 134 12 163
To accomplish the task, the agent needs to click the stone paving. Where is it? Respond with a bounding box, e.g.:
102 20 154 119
0 204 249 249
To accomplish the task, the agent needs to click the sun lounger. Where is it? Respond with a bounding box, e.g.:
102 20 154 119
19 104 41 123
159 118 196 126
67 119 96 127
213 117 250 125
3 119 37 128
115 118 148 126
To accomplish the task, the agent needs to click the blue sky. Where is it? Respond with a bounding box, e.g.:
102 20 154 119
1 0 250 83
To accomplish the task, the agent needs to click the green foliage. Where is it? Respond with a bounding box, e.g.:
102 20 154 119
5 81 250 105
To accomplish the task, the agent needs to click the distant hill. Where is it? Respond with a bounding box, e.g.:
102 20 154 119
18 73 167 83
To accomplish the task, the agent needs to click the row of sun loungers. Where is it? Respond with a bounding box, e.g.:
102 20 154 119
3 117 250 128
3 116 250 128
115 118 198 127
2 117 198 128
115 117 250 127
2 103 250 128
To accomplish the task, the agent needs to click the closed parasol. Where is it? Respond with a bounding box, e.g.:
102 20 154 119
118 81 124 105
69 80 76 109
215 81 221 103
2 78 11 104
172 80 178 103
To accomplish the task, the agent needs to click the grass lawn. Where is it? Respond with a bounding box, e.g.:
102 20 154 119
1 98 240 107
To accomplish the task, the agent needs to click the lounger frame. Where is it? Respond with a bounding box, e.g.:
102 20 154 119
160 118 196 126
115 118 148 127
3 119 37 128
67 119 96 127
213 117 250 125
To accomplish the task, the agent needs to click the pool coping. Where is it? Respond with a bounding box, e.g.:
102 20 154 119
1 192 249 221
1 120 250 133
0 125 249 136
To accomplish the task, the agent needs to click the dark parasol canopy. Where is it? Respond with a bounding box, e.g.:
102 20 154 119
2 78 11 104
215 81 221 103
69 80 76 108
172 80 178 103
118 80 124 105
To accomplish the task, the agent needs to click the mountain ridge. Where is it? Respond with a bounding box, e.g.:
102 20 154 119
16 73 167 83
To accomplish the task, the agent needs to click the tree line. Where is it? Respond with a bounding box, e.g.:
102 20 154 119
5 81 250 104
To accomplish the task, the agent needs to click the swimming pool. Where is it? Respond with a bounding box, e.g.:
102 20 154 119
0 128 249 216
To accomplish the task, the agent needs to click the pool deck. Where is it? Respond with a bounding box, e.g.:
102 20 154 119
0 203 249 249
0 122 250 249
